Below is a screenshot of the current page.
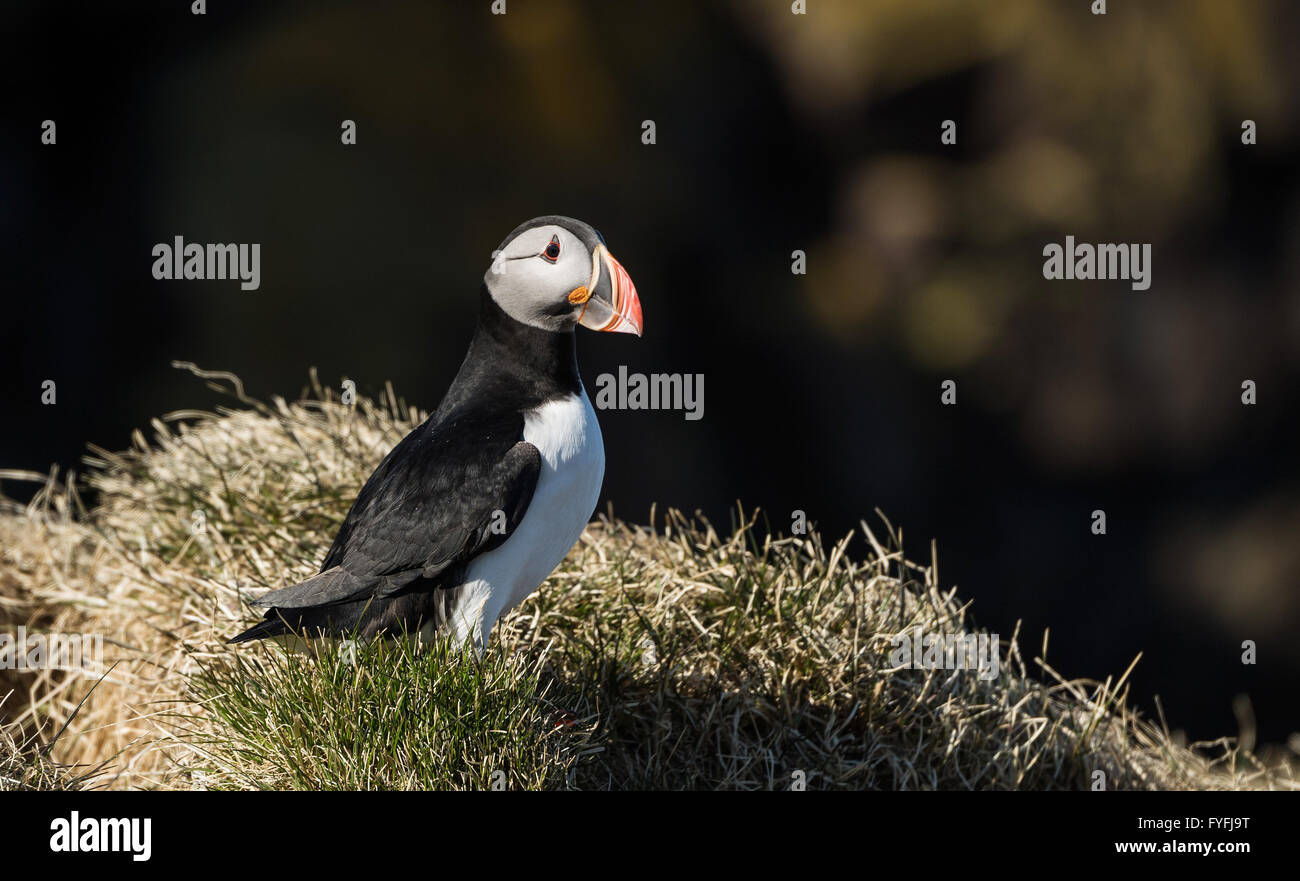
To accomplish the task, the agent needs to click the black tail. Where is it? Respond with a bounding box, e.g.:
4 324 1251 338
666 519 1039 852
227 584 467 644
226 615 291 644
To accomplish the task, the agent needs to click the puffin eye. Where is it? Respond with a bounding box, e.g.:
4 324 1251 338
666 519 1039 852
541 235 561 264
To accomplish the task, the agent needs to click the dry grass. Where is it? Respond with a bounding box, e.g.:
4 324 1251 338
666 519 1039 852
0 703 96 791
0 364 1294 790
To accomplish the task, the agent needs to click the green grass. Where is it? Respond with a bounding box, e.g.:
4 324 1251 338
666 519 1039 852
186 638 595 790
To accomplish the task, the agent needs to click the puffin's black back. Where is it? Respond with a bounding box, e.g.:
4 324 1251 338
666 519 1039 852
228 285 581 643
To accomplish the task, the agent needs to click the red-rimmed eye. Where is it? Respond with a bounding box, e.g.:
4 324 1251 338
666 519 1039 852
542 235 561 263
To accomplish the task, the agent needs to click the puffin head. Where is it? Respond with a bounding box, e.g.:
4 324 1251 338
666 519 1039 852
485 215 642 337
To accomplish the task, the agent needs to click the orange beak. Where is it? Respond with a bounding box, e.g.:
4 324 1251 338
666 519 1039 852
578 245 643 337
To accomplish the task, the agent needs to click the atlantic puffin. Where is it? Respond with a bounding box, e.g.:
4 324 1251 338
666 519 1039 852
229 216 641 651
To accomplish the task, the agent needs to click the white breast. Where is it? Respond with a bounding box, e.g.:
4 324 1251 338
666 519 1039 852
448 389 605 649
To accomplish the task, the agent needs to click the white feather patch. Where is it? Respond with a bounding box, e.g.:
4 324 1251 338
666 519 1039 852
446 390 605 648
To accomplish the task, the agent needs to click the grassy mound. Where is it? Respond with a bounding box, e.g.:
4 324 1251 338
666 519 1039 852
1 364 1292 790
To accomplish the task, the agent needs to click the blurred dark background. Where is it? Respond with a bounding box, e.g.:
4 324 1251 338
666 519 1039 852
3 1 1298 749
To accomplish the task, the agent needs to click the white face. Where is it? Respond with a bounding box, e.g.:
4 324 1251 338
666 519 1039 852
485 224 595 332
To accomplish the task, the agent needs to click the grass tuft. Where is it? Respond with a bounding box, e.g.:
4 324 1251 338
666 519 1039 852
184 638 595 790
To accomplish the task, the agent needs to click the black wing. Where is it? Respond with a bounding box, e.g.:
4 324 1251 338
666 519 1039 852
250 407 540 611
